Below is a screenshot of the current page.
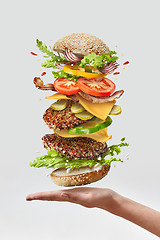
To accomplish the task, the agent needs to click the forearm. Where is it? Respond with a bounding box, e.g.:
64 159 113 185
102 192 160 237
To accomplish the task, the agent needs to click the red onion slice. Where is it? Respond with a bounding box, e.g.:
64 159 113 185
55 63 65 70
64 48 83 63
55 62 71 70
98 62 119 74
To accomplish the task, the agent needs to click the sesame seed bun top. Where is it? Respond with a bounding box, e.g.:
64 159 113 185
53 33 110 56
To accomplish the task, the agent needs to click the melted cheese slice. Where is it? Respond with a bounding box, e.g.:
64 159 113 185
46 93 116 120
55 128 112 143
46 93 70 100
76 94 116 120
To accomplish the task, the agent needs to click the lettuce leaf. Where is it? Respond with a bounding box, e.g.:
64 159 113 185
52 70 81 82
30 138 129 170
36 39 68 68
80 51 118 68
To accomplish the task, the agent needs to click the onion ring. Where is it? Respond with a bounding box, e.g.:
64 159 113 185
98 62 119 74
64 48 83 63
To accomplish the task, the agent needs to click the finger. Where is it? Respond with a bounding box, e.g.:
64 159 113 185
26 189 86 202
26 191 64 201
26 187 91 203
26 190 85 203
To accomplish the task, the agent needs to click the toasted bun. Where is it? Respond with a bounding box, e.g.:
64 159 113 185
50 164 110 187
53 33 110 56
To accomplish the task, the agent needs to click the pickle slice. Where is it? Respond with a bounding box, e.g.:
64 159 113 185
75 111 94 120
109 105 122 115
50 99 68 111
71 103 85 113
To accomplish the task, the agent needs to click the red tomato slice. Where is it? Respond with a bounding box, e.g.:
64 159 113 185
77 77 116 97
54 77 81 95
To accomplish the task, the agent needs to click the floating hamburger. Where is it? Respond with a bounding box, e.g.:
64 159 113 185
30 33 128 186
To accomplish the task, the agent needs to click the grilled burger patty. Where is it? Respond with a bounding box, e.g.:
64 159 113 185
42 134 107 160
43 100 87 131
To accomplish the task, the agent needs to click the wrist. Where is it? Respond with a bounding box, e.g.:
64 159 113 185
100 189 124 215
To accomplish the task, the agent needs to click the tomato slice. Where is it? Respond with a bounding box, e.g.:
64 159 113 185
77 77 116 97
54 77 81 95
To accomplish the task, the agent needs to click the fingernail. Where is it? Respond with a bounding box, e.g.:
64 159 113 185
26 195 33 201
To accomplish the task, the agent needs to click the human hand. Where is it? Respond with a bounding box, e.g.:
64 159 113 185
26 187 117 210
26 187 160 237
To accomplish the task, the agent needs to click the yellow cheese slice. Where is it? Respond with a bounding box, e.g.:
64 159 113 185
46 93 70 99
76 94 116 121
55 128 112 143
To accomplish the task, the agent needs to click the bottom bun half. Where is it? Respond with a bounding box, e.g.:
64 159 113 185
50 164 110 187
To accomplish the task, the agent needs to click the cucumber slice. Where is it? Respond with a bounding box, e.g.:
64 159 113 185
50 99 68 111
75 111 94 120
109 105 122 115
68 116 112 135
71 103 85 113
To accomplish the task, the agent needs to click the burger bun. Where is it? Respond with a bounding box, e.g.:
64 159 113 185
53 33 110 56
50 164 110 187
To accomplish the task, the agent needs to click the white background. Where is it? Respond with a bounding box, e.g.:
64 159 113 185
1 0 160 239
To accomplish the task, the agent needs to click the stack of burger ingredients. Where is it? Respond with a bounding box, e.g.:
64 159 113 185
30 33 129 186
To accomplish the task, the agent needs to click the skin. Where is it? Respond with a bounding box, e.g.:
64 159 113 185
26 187 160 237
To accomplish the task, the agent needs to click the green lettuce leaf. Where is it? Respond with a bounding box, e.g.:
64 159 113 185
30 138 129 170
52 70 81 82
103 137 129 157
80 51 118 68
36 39 68 68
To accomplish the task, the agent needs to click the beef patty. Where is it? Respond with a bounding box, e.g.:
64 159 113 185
43 100 87 131
42 134 107 160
